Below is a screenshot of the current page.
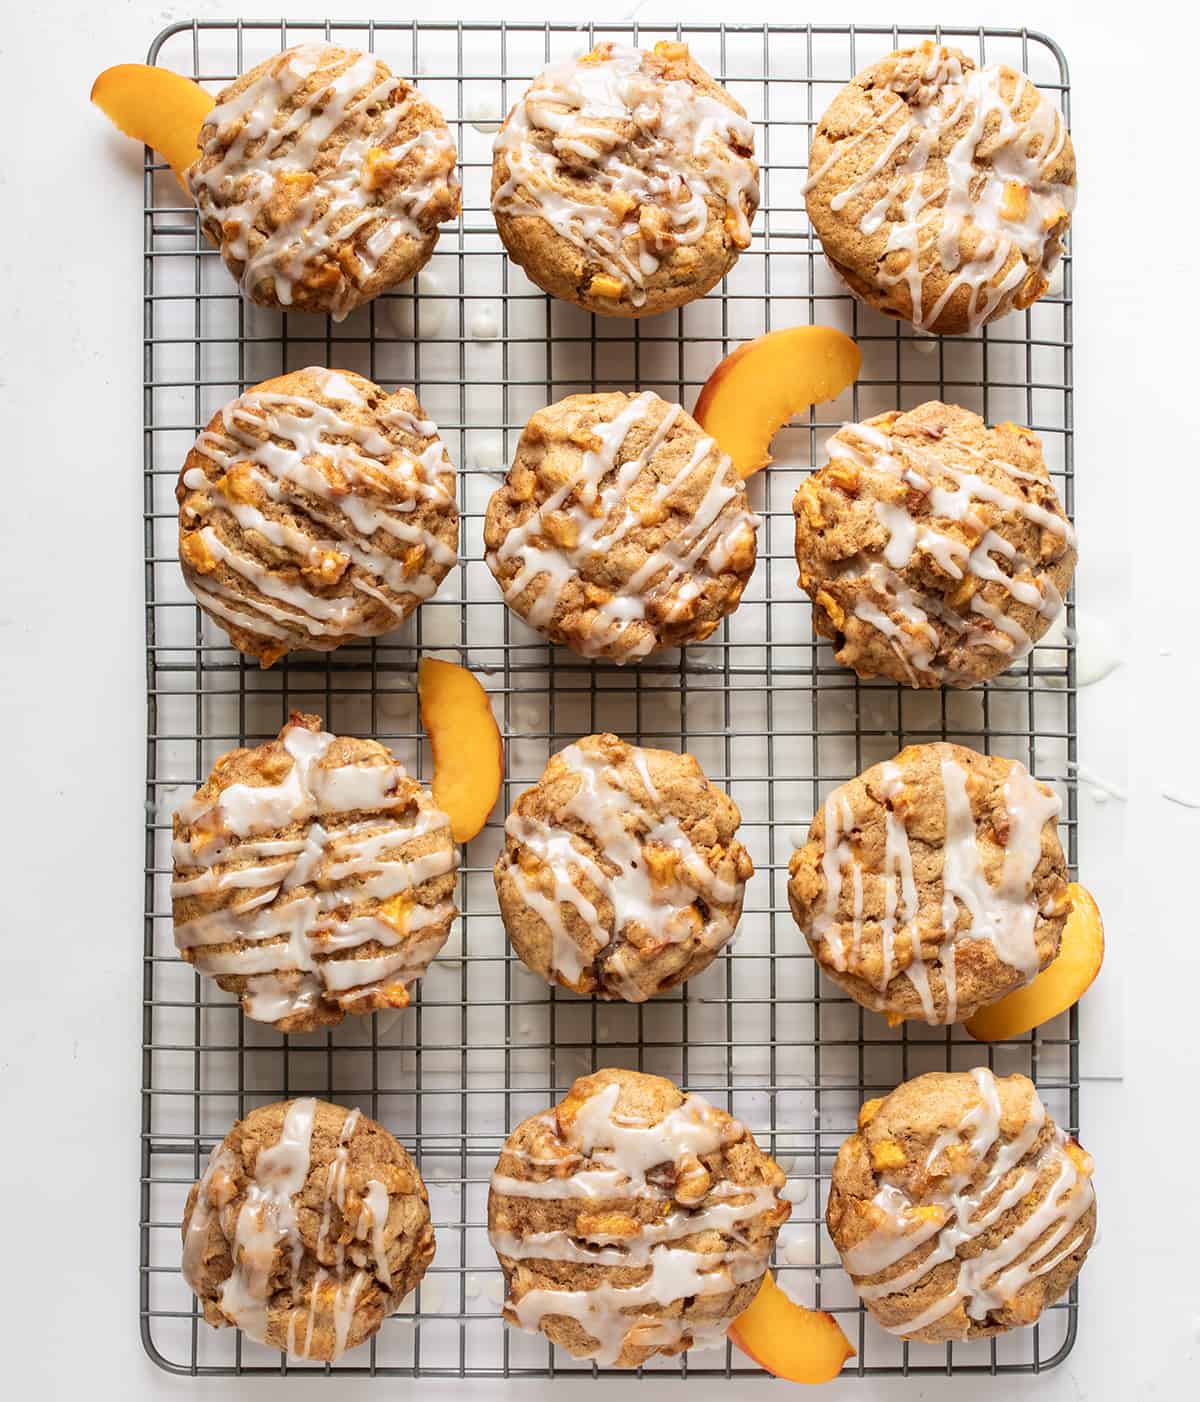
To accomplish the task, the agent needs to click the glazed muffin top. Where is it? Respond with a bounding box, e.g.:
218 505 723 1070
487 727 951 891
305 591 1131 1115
183 1098 434 1359
187 43 460 317
172 712 459 1031
787 742 1070 1025
827 1070 1096 1342
177 367 459 667
488 1068 789 1367
484 391 758 662
805 42 1075 335
793 401 1075 689
494 732 753 1000
491 41 758 317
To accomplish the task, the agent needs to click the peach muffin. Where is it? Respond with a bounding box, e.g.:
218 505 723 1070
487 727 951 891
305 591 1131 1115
485 391 758 661
827 1070 1096 1340
805 42 1075 335
492 42 758 317
172 713 458 1030
495 733 753 1000
187 43 459 318
793 401 1075 688
489 1068 789 1365
183 1098 434 1358
788 742 1069 1025
177 367 458 667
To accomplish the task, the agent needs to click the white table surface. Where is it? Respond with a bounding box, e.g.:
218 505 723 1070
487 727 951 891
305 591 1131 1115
2 0 1193 1396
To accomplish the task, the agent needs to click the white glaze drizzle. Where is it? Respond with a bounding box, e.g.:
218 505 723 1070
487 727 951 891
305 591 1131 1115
822 416 1073 686
489 392 757 661
184 1099 320 1349
181 376 457 655
172 719 458 1024
358 1180 393 1289
493 45 757 307
489 1081 781 1363
808 43 1073 332
801 747 1060 1023
187 44 458 319
288 1105 381 1359
504 739 744 998
842 1069 1094 1335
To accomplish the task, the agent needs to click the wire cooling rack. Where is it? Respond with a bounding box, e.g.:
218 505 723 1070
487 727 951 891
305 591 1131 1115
139 17 1080 1381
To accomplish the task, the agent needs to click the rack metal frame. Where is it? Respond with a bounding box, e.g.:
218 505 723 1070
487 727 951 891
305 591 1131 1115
139 17 1080 1380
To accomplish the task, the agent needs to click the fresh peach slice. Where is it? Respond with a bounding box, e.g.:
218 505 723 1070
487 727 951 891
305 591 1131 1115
693 326 862 479
417 657 504 843
728 1271 855 1383
91 64 214 188
966 883 1104 1042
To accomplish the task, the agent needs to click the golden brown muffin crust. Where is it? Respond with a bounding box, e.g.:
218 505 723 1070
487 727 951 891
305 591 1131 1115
492 42 758 317
805 43 1075 335
485 391 758 661
495 733 753 1000
488 1068 789 1366
187 43 460 317
182 1098 434 1359
794 401 1076 688
177 367 458 667
172 712 458 1030
788 742 1069 1024
827 1071 1095 1341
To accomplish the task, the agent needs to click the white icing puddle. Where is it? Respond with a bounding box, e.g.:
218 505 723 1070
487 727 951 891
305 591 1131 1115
466 99 503 134
1039 606 1123 686
470 436 504 472
782 1177 810 1205
469 305 500 339
782 1233 816 1267
386 272 450 336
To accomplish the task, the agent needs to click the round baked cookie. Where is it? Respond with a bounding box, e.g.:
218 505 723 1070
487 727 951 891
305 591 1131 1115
488 1068 789 1366
827 1069 1096 1341
805 41 1075 335
172 712 458 1031
183 1097 435 1359
186 43 460 318
495 733 753 1000
484 391 758 661
793 401 1075 688
177 367 459 668
491 41 758 317
788 742 1069 1025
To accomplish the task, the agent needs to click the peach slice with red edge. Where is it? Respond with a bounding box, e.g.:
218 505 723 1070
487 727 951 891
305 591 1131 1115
417 657 504 843
728 1271 855 1383
693 326 862 479
966 883 1104 1042
91 64 214 188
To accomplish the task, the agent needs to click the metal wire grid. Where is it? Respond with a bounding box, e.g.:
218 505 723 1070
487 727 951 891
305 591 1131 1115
139 17 1080 1381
